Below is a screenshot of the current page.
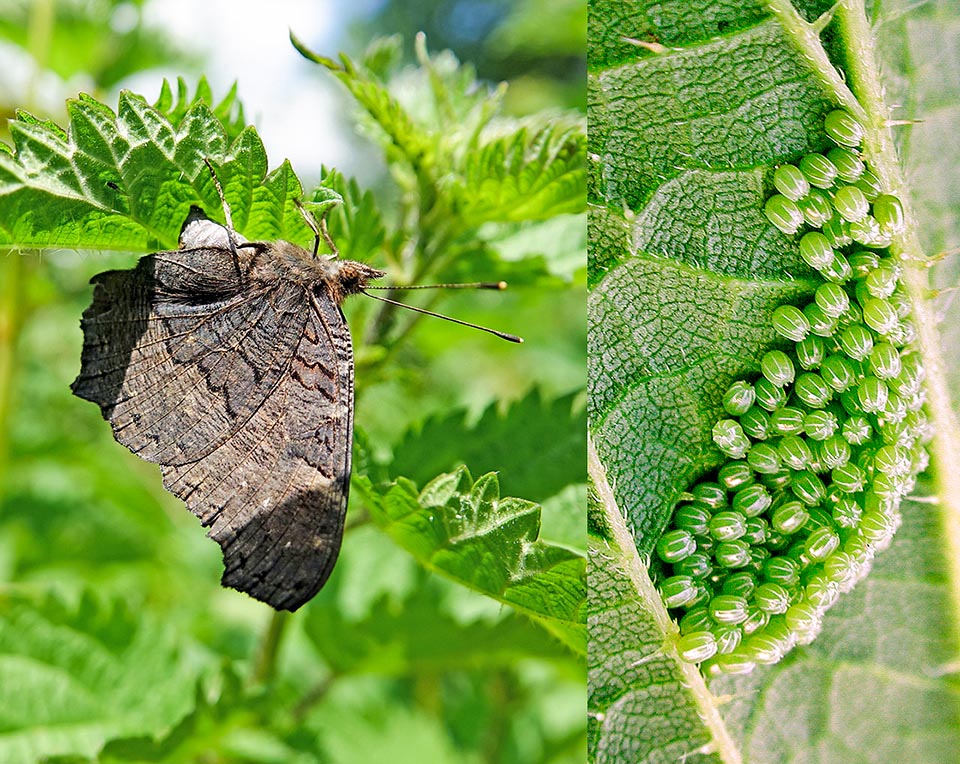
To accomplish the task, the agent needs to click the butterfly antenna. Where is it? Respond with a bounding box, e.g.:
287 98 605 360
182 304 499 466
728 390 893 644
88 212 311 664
203 158 242 279
295 200 338 258
360 288 523 343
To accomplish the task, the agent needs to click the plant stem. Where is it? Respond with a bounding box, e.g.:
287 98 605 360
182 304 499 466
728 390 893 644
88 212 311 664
0 254 22 497
836 0 960 638
764 0 865 120
251 610 289 685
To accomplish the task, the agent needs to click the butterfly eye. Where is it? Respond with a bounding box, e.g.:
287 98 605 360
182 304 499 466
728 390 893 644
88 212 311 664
824 109 865 148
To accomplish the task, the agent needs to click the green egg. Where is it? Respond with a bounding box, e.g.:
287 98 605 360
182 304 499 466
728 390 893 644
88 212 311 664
773 164 810 201
833 185 870 222
764 194 805 234
824 109 865 148
799 152 839 188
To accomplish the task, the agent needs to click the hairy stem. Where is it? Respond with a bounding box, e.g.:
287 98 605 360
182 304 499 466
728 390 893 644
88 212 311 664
836 0 960 641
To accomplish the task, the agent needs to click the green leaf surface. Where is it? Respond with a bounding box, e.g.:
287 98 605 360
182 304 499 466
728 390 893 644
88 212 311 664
385 388 587 504
588 538 722 764
588 0 960 761
304 576 575 676
355 468 586 654
0 90 314 252
0 592 209 764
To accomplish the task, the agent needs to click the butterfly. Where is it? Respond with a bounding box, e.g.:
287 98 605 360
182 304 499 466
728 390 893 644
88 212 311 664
72 203 388 610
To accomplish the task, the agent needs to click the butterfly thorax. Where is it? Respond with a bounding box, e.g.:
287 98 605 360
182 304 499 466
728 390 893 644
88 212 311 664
248 240 386 305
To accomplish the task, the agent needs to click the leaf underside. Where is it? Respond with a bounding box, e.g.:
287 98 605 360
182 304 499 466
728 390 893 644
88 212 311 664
587 1 960 762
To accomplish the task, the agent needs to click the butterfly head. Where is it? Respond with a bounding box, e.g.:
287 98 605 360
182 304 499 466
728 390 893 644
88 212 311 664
324 259 387 305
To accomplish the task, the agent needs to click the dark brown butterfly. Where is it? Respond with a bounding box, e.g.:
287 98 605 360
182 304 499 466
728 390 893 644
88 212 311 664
73 177 520 611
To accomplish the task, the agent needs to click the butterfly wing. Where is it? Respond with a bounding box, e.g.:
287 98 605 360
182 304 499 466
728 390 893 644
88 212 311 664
73 243 354 610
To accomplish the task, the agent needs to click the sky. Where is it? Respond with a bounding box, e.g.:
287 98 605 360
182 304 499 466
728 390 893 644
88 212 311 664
128 0 386 187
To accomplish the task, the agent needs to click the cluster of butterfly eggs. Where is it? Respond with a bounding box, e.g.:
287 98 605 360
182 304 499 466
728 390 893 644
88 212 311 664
658 110 930 675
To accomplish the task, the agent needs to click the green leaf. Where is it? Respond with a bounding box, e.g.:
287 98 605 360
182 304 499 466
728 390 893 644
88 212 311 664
355 468 586 654
588 0 960 761
447 119 587 225
304 573 575 675
0 88 314 251
587 538 724 764
0 592 209 764
386 388 587 504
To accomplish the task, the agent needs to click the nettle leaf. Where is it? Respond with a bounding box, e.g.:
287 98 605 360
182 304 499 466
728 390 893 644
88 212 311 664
304 577 574 675
588 0 960 762
0 88 316 252
448 119 587 225
294 32 586 230
354 467 586 654
0 592 209 764
386 387 586 504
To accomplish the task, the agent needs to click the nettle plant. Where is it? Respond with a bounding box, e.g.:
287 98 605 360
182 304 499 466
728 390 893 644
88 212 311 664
0 34 587 763
589 0 960 761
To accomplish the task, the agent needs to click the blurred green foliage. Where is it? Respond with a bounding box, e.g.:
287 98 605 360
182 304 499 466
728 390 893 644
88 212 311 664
0 2 586 763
